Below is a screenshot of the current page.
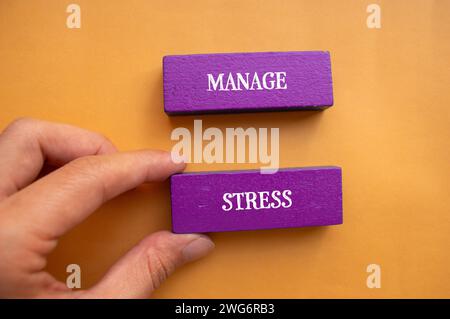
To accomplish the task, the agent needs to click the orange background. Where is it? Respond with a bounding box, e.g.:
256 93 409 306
0 0 449 298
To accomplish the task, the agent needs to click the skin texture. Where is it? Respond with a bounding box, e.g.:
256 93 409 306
0 118 215 298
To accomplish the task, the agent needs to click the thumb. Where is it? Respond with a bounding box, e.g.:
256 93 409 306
80 231 215 298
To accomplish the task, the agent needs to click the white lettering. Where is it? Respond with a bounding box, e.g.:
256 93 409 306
207 73 224 91
207 72 287 91
221 189 293 211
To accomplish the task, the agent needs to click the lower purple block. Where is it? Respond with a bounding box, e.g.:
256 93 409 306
170 167 343 233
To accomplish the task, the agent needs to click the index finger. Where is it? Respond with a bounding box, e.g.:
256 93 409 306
1 150 186 247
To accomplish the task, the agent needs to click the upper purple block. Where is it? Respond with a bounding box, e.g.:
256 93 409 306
170 167 343 233
163 51 333 114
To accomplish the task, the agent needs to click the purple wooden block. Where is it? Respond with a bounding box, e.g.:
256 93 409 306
170 167 342 233
163 51 333 114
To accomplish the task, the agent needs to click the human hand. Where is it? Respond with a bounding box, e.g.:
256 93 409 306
0 118 214 298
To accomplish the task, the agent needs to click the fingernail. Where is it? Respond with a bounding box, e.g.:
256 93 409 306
182 235 215 262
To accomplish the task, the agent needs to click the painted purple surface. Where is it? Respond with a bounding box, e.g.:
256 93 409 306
170 167 343 233
163 51 333 114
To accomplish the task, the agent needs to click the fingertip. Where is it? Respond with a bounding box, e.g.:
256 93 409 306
159 150 187 173
181 234 215 263
96 137 118 155
144 231 215 263
170 151 188 166
173 160 187 173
